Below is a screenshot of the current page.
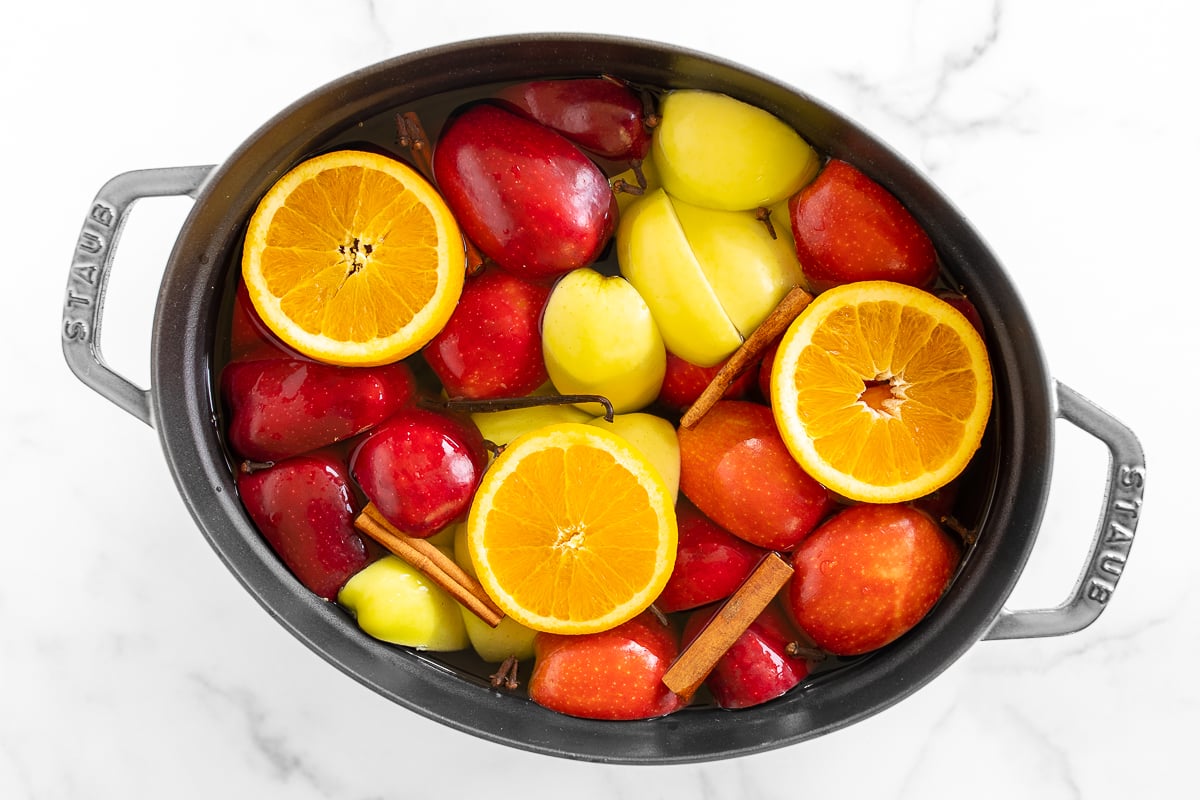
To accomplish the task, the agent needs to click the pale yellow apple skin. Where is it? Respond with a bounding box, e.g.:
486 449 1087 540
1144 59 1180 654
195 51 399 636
588 412 680 502
338 555 469 651
670 198 806 337
617 189 742 367
653 90 820 211
541 267 666 414
470 384 592 447
450 523 538 663
459 609 538 664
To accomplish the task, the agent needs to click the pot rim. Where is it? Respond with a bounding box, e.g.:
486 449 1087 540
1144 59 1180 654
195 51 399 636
149 33 1056 763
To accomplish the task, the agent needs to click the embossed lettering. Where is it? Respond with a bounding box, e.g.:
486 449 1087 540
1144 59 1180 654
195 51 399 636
66 291 91 309
1107 520 1134 545
90 203 115 227
1099 552 1126 577
1112 497 1141 518
63 319 90 341
1118 464 1145 491
1087 580 1113 604
73 264 99 285
78 231 103 254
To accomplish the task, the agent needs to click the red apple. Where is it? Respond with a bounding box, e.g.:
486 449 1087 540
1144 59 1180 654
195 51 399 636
349 406 487 538
656 501 767 613
237 454 370 600
681 603 810 709
656 350 757 415
678 400 836 550
787 503 961 655
228 280 295 363
528 611 687 720
221 359 416 462
788 159 938 292
432 102 618 280
494 77 650 161
422 268 551 399
756 336 782 405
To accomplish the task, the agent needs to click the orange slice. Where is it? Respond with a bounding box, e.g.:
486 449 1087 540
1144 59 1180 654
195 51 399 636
770 280 992 503
242 150 465 366
466 423 677 635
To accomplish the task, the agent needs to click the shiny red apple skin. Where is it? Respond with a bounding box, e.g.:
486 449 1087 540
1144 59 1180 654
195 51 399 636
678 400 836 550
493 77 650 161
228 280 294 362
432 102 618 280
528 611 687 720
788 159 938 292
656 351 757 415
788 503 961 656
655 501 767 613
422 268 551 399
237 454 370 600
682 603 810 709
349 406 487 538
221 359 416 462
756 336 782 405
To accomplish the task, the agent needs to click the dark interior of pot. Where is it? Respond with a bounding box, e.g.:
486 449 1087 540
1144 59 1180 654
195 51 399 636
150 34 1056 763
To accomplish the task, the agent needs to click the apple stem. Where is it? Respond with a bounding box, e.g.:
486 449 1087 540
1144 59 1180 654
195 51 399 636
648 604 670 628
940 514 977 546
489 654 521 691
754 206 778 240
631 159 648 190
610 177 644 197
784 641 827 663
423 393 616 423
238 459 276 474
640 92 661 131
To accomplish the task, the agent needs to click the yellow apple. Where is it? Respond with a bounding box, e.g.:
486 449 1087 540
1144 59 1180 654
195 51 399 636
652 89 820 211
669 197 804 337
450 523 538 663
469 384 593 447
541 267 666 414
338 555 469 651
588 412 680 502
617 189 743 367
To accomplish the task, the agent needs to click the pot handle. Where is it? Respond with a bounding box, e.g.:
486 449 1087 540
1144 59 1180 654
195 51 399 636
984 381 1144 640
61 165 216 427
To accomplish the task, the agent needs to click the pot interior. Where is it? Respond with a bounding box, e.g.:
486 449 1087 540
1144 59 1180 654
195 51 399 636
151 34 1054 763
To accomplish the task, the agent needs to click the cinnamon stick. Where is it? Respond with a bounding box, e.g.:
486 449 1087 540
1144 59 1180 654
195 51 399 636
679 285 814 429
355 503 505 627
661 552 795 699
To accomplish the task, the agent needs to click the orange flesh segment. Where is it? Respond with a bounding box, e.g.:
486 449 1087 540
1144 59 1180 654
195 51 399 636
772 281 992 503
243 151 463 366
467 423 677 635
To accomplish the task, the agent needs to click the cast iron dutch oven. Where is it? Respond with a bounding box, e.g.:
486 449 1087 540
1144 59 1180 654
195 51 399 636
61 34 1145 763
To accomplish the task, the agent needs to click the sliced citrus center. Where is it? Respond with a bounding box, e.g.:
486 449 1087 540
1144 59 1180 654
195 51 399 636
467 423 677 635
770 280 992 503
242 150 465 366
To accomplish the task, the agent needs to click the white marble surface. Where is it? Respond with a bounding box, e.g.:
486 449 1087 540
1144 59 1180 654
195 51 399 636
3 0 1192 796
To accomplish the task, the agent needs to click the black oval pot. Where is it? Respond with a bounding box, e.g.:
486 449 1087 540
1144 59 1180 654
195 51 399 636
62 34 1144 764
